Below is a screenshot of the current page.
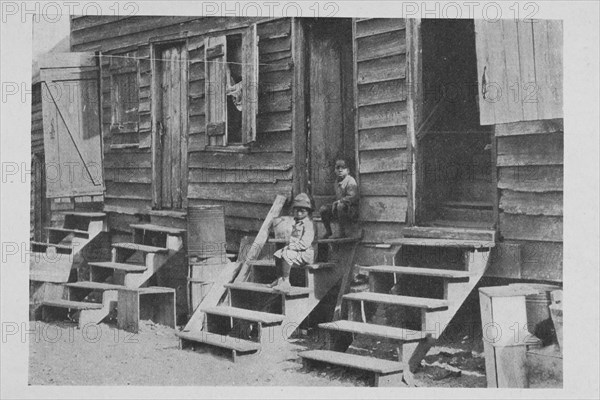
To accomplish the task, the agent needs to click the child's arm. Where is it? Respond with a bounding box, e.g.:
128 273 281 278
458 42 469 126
338 178 359 205
287 221 314 251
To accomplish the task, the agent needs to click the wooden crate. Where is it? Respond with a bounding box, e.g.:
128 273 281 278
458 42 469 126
117 287 176 333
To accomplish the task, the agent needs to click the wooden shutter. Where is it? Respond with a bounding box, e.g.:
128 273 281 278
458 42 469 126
205 36 227 146
39 53 104 198
242 24 259 144
475 19 563 125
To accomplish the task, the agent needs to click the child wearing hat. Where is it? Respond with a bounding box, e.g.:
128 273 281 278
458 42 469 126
271 193 316 293
319 158 359 238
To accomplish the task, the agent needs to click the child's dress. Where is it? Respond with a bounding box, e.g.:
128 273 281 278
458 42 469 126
274 217 315 266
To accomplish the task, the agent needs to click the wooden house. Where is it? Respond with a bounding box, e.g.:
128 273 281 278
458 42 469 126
34 16 562 327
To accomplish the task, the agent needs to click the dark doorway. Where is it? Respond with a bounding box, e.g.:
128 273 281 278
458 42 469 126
307 19 355 211
417 20 495 229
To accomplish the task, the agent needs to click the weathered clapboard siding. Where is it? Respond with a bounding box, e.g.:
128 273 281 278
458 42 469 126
354 18 408 242
496 119 563 281
183 19 294 242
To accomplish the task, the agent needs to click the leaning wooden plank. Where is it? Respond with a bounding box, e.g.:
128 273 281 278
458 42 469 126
234 195 287 283
182 195 286 333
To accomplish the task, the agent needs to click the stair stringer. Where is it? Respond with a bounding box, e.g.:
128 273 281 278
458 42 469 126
75 290 118 329
423 249 491 338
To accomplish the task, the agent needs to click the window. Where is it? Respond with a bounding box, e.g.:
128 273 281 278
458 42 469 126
205 25 258 147
109 50 139 142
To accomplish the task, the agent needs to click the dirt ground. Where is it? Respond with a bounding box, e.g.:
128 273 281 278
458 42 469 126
29 319 489 387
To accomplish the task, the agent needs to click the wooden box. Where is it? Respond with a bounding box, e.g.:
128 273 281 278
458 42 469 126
117 287 176 333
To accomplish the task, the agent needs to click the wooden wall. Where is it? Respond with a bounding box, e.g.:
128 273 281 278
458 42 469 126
72 16 293 249
353 18 409 242
495 119 563 281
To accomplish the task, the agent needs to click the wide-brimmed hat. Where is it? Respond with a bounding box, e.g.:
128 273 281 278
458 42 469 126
292 193 313 211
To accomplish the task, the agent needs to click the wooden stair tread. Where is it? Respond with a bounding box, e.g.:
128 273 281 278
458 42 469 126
112 243 169 253
177 331 260 352
343 292 448 310
386 237 495 248
88 261 147 272
41 299 103 310
225 282 311 297
441 201 493 209
300 350 404 374
361 265 472 279
248 259 337 270
319 320 428 341
268 236 361 244
62 211 106 218
30 241 73 250
401 226 496 242
64 281 124 291
201 306 284 324
44 227 90 236
130 224 186 235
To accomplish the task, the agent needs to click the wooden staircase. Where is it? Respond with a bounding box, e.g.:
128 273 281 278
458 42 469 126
178 235 362 361
299 226 495 386
29 211 109 317
37 223 185 328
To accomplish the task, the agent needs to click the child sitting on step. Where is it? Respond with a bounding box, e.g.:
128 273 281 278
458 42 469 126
271 193 316 293
319 158 359 238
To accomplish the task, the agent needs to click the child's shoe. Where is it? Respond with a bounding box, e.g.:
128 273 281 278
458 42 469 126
272 279 291 293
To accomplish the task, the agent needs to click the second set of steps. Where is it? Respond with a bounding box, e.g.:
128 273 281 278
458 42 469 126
300 226 495 386
39 223 185 328
178 235 362 361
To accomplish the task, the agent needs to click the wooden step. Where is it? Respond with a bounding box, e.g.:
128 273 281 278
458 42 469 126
64 281 124 291
401 226 496 242
201 306 285 325
30 241 73 251
62 211 106 218
425 219 495 230
225 282 311 297
319 320 428 341
248 259 337 270
45 227 90 237
88 261 147 272
268 236 361 245
360 265 472 280
130 224 186 235
112 243 169 253
386 237 495 248
177 331 261 353
343 292 448 310
299 350 404 374
41 299 103 310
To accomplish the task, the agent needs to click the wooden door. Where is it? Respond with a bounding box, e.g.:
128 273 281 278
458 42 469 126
157 45 188 209
38 53 104 198
308 20 354 209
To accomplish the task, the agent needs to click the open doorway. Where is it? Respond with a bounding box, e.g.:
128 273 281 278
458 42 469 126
417 20 495 229
307 18 355 211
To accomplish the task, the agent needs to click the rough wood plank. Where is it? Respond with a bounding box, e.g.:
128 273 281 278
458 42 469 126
253 131 293 152
259 36 291 54
500 213 562 242
517 240 562 281
344 292 448 309
401 226 496 242
257 18 291 38
359 149 409 174
177 331 260 352
188 181 292 204
319 320 424 341
517 20 538 121
359 196 408 223
356 29 406 61
355 18 406 38
104 151 151 169
300 350 404 374
105 168 152 184
358 102 407 130
497 133 563 166
259 89 292 113
357 54 406 85
188 167 292 183
188 151 293 171
358 79 407 107
361 265 471 279
500 190 562 216
358 126 407 150
234 195 287 283
497 165 563 192
201 306 284 324
258 111 292 133
360 172 409 196
495 119 563 137
106 181 152 200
